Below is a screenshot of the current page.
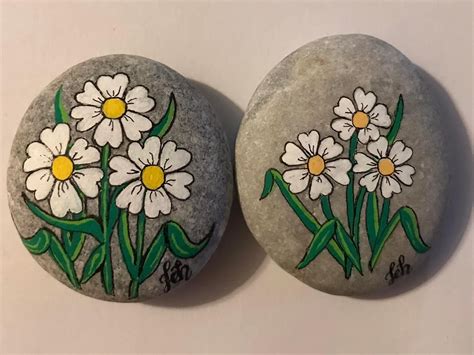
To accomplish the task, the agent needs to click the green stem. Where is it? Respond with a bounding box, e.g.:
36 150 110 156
379 198 391 234
130 212 146 299
344 133 358 278
320 195 334 219
100 144 114 295
353 187 367 250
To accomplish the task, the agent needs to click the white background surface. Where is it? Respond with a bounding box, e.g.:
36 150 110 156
1 1 472 354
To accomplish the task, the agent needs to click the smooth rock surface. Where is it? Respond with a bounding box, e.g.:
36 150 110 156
8 54 233 301
236 34 449 295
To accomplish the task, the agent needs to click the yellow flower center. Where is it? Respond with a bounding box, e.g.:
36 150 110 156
378 158 395 176
141 165 165 190
102 98 126 119
352 111 370 129
51 155 74 181
307 155 325 176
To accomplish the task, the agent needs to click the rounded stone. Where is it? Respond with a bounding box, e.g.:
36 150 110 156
8 54 233 301
236 34 449 296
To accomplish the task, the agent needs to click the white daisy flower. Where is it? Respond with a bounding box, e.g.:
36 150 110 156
353 136 416 198
331 87 391 144
281 130 352 200
23 123 103 217
109 136 193 218
70 73 156 148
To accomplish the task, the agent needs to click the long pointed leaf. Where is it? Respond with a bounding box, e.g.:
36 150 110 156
369 211 401 271
139 227 167 283
297 219 336 269
149 92 176 138
54 87 69 124
335 220 362 274
23 193 103 242
261 168 345 267
81 244 106 284
366 192 379 250
167 222 212 258
118 210 137 279
49 236 80 288
22 228 52 254
399 207 429 252
387 95 404 144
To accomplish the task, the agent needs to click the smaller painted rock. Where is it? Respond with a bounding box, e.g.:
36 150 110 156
236 34 449 295
8 55 233 301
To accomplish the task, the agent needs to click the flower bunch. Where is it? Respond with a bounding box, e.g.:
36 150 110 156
21 73 210 299
261 87 428 277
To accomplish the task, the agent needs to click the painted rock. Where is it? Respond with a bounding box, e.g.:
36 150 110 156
236 34 448 295
8 55 233 301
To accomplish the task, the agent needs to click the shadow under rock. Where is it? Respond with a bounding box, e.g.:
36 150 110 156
144 80 266 307
358 66 473 299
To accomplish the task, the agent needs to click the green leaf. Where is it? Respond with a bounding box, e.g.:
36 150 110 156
297 219 336 269
118 210 138 279
22 228 52 254
49 235 80 288
167 222 212 259
387 95 404 144
149 92 176 138
23 193 103 242
366 191 379 251
139 226 167 283
107 184 127 231
369 211 401 271
261 168 345 268
81 244 106 284
399 207 430 253
335 220 362 274
54 87 69 124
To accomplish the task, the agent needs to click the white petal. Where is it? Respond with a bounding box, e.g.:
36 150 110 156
367 136 388 159
359 171 380 192
160 141 192 173
353 153 377 173
354 87 376 112
97 73 129 98
128 136 161 169
72 168 103 198
115 180 145 214
121 111 153 141
40 124 70 156
358 124 380 144
280 142 308 166
71 106 103 132
76 81 104 106
144 189 171 218
297 131 319 156
318 137 343 160
381 176 402 198
93 118 123 148
49 180 82 217
109 156 141 185
282 169 310 194
394 164 416 186
369 104 391 127
69 138 100 164
333 97 355 119
324 159 352 185
125 86 156 113
26 169 54 200
164 172 194 200
331 118 355 141
389 140 413 165
309 175 333 200
23 142 53 172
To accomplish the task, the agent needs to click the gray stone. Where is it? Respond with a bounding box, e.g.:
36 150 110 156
236 34 449 295
8 54 233 301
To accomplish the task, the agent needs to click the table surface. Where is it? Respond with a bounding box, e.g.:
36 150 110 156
1 1 472 354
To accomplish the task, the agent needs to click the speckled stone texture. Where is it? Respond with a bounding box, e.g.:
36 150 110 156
8 55 233 301
236 34 449 295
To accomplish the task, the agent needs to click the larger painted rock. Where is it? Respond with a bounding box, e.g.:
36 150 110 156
236 34 449 295
8 55 233 301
